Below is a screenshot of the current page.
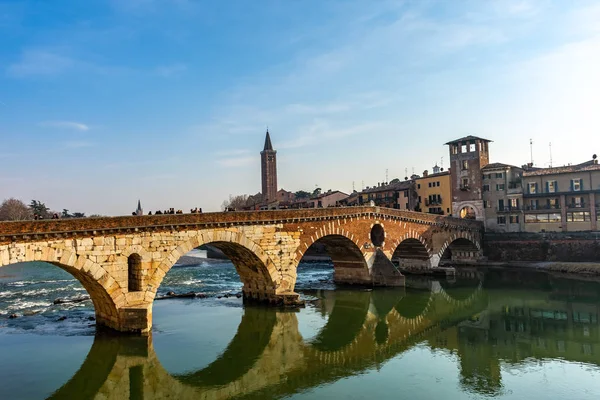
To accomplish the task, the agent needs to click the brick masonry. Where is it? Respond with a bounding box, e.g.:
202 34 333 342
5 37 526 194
484 232 600 262
0 206 483 333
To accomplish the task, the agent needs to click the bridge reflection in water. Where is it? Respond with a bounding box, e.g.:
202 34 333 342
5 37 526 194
48 271 600 399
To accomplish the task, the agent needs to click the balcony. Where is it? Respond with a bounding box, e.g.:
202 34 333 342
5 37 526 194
425 199 442 206
525 204 561 211
496 206 523 213
567 203 588 210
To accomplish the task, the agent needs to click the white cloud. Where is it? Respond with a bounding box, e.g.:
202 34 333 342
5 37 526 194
7 50 76 77
39 121 90 131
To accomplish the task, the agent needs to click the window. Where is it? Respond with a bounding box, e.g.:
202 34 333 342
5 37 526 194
469 143 476 152
483 184 490 192
496 184 505 191
572 179 582 191
547 198 559 209
547 180 557 193
498 199 505 211
528 182 537 194
567 212 591 222
483 174 489 179
572 196 584 208
404 191 408 198
497 216 506 224
525 213 562 223
417 184 420 189
483 200 489 208
436 181 440 187
462 178 469 188
510 198 519 208
510 215 519 224
428 182 432 188
461 144 467 153
495 173 503 179
461 160 469 170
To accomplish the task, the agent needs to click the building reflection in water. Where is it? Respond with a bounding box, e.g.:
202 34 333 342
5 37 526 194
48 269 600 400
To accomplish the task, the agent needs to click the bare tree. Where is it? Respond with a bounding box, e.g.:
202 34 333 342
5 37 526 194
221 194 249 211
0 198 33 221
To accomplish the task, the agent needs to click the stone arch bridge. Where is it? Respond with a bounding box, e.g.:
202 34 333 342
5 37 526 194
0 206 483 333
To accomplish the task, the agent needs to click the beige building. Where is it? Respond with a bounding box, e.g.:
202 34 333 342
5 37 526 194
521 159 600 232
307 190 349 208
481 163 524 232
415 166 451 215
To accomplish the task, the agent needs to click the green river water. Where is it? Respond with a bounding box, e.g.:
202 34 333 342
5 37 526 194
1 262 600 399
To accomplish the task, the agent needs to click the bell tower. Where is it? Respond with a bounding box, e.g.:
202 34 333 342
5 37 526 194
261 129 277 203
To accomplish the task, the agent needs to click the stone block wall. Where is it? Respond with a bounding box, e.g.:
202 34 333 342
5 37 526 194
484 232 600 262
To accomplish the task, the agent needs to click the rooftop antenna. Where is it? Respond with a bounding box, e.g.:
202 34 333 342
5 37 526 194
385 168 388 183
352 181 355 191
529 138 534 165
549 142 553 168
361 180 364 190
404 168 408 180
441 156 444 169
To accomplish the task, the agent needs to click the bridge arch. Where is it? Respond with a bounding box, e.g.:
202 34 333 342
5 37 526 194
391 233 433 271
0 247 121 331
438 234 481 264
146 229 280 303
295 231 371 288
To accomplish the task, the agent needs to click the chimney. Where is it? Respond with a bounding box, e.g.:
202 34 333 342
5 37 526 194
423 170 428 177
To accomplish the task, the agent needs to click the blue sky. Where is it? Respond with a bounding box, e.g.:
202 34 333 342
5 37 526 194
1 0 599 215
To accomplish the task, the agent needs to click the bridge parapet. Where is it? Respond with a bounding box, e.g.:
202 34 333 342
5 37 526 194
0 206 482 244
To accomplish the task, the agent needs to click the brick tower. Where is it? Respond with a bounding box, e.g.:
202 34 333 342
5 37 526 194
261 129 277 203
445 135 491 220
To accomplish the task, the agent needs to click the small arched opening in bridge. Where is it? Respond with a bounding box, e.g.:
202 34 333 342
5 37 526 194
440 238 481 265
370 224 385 247
392 238 431 271
296 234 370 290
128 253 143 292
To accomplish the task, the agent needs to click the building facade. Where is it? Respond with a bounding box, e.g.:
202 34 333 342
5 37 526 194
521 160 599 232
481 163 524 232
260 130 278 203
415 167 451 215
306 190 349 208
358 181 418 210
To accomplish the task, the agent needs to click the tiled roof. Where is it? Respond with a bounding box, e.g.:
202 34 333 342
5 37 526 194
361 180 413 194
523 161 600 176
445 135 492 145
415 171 450 180
482 162 520 171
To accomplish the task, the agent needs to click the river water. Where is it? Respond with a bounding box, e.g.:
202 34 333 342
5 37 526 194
1 257 600 399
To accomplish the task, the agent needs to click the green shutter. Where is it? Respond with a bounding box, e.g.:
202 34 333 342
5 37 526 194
580 179 584 190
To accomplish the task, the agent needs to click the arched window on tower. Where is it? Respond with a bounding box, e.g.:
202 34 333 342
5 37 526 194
128 253 143 292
